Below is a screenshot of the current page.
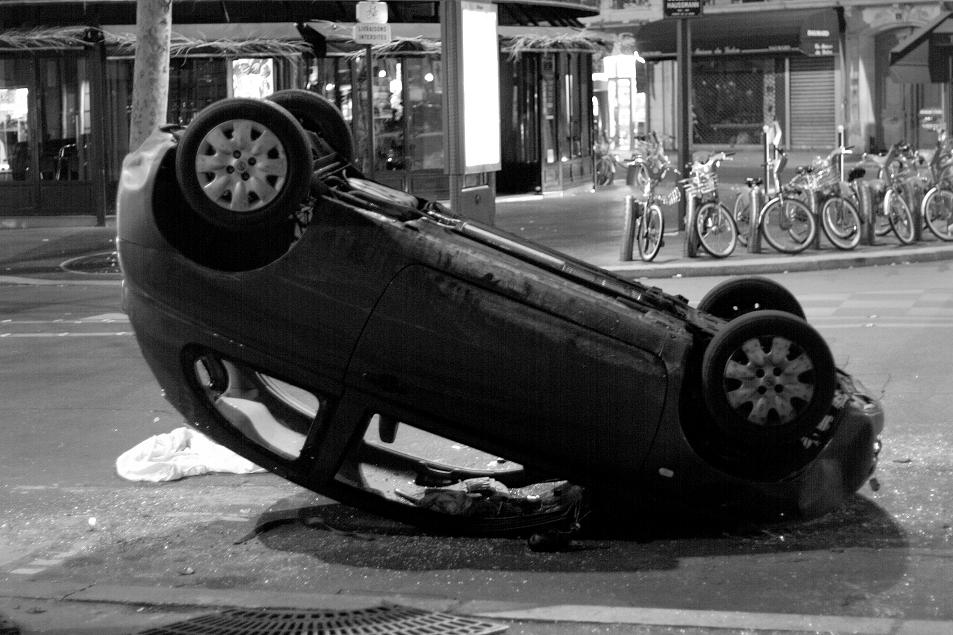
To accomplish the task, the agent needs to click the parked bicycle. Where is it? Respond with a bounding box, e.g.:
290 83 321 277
919 130 953 241
681 150 738 258
862 141 920 245
625 132 680 261
732 144 817 255
593 139 621 188
802 144 863 250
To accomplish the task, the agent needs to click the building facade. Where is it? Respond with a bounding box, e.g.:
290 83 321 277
0 0 600 219
583 0 950 155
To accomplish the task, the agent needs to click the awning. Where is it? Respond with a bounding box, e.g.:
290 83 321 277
618 8 842 60
889 11 953 84
0 0 598 28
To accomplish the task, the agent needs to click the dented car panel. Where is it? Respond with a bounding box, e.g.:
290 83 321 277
118 106 883 530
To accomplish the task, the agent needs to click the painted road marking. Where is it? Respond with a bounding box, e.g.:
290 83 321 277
0 315 132 338
476 605 953 635
0 275 120 286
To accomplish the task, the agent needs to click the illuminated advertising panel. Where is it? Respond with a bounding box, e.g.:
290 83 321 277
460 2 501 171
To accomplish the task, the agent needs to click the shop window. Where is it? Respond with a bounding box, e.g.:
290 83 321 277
0 58 32 182
232 58 275 98
692 58 769 146
169 58 228 125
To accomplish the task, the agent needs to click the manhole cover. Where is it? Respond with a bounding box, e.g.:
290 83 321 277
60 251 121 274
136 604 508 635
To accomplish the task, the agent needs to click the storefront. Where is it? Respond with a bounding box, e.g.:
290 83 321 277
0 30 107 216
627 8 843 151
0 0 600 219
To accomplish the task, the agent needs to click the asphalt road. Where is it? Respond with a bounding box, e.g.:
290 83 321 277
0 256 951 634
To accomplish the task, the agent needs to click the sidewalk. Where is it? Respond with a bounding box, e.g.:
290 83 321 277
3 183 953 284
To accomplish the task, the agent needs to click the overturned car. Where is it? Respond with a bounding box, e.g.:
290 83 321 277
117 93 883 532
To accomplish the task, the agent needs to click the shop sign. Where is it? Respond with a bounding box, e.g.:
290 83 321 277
799 11 838 56
353 23 392 44
663 0 701 18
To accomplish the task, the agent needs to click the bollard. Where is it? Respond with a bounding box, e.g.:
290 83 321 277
908 187 923 242
809 190 822 250
683 193 698 258
855 180 875 246
620 194 636 261
837 126 846 183
747 184 763 253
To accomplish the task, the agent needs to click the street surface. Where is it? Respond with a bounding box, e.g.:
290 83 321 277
0 225 951 633
2 264 952 632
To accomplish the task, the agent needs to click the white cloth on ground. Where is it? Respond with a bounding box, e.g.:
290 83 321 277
116 426 264 482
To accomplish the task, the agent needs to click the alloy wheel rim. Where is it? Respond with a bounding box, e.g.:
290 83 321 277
722 335 815 426
194 118 289 212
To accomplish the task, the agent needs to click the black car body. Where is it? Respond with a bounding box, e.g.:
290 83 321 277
117 95 883 532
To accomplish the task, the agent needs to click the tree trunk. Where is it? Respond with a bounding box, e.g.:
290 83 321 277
129 0 172 150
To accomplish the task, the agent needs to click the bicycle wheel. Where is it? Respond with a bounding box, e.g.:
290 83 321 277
760 196 815 254
695 202 737 258
820 196 861 250
922 186 953 241
732 191 751 247
637 202 665 261
594 157 615 187
883 188 915 244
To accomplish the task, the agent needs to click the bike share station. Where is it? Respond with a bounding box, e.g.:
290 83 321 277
620 0 702 261
617 3 953 262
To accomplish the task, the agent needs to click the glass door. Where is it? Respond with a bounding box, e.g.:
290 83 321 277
36 54 93 212
0 57 36 212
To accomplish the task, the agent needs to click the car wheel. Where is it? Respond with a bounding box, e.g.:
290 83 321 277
701 311 836 475
696 276 805 320
266 89 355 164
175 98 313 230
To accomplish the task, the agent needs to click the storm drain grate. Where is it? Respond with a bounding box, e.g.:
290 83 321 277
136 603 508 635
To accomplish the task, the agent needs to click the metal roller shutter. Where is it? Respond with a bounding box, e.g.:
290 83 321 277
789 56 835 150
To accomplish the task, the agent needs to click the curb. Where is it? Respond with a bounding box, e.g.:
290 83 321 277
2 582 952 635
602 242 953 279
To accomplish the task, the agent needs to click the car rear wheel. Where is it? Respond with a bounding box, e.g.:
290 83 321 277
266 89 355 164
701 311 836 477
175 98 313 230
696 276 805 320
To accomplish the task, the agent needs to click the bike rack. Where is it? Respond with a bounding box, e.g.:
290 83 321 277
620 194 639 261
683 191 698 258
747 184 763 253
853 179 876 246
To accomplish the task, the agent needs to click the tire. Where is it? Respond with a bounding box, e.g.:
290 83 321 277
732 191 751 248
820 196 861 250
175 98 313 230
695 202 737 258
922 187 953 242
760 196 815 254
697 276 806 321
701 311 836 478
266 89 354 163
883 188 916 244
637 203 665 261
594 157 615 187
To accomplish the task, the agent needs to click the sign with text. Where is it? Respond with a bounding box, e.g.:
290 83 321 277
353 23 392 44
664 0 701 18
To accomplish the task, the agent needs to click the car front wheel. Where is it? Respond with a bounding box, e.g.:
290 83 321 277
701 311 836 478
